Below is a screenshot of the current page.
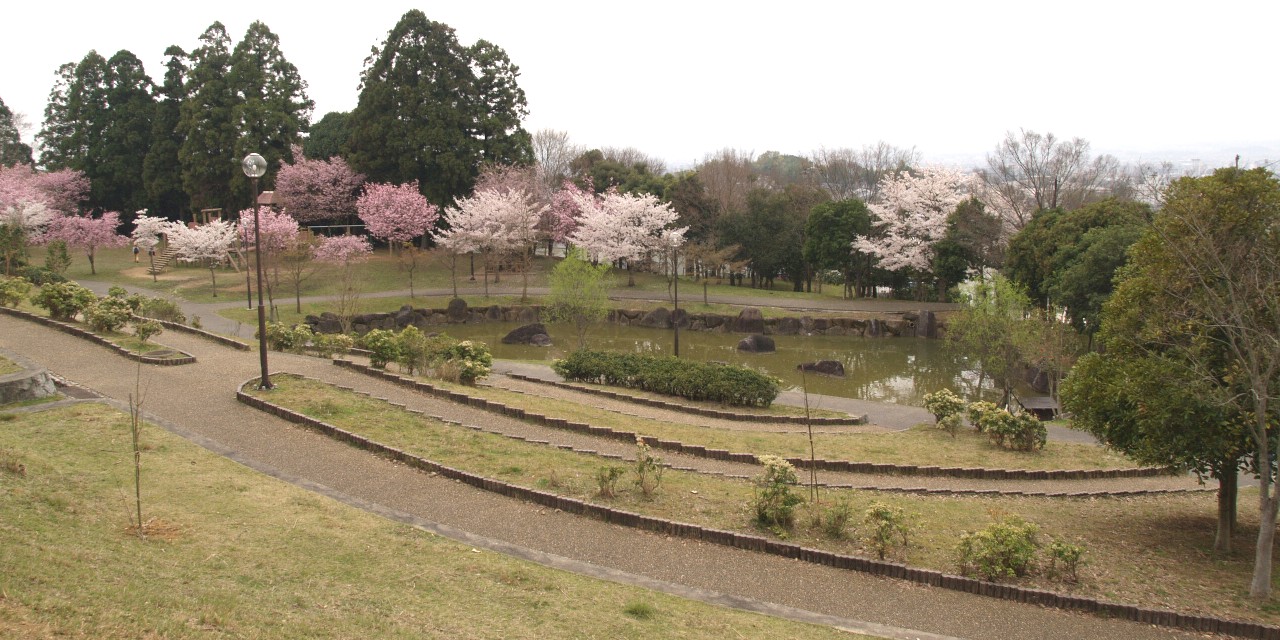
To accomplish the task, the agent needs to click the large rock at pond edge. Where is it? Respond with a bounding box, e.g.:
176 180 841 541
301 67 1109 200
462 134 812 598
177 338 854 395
515 306 540 323
446 298 469 323
639 307 671 328
915 310 937 338
502 323 552 346
775 317 801 335
737 334 775 353
798 360 845 377
312 312 343 334
671 308 689 328
393 305 419 328
732 308 766 333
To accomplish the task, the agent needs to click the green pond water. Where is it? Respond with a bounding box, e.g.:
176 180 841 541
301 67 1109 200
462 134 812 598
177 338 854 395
437 322 995 406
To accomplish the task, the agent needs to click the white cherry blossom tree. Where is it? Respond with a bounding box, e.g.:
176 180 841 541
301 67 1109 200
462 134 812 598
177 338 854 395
569 189 687 286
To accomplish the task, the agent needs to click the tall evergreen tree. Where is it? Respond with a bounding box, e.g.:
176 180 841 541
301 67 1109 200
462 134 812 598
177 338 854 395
177 23 237 213
95 50 155 218
348 10 532 207
0 96 34 166
227 21 313 207
142 46 189 220
37 52 109 177
303 111 349 160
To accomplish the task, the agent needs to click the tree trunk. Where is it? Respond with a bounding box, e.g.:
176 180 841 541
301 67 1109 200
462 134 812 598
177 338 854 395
1251 401 1277 599
1215 469 1237 553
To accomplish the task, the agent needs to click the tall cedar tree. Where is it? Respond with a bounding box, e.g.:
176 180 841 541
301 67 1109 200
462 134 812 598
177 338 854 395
0 96 34 166
142 46 189 220
347 10 532 208
38 52 111 179
96 50 154 219
37 51 155 217
177 23 237 212
226 21 313 207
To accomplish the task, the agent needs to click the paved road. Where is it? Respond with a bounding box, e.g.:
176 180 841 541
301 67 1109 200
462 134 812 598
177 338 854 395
0 312 1215 639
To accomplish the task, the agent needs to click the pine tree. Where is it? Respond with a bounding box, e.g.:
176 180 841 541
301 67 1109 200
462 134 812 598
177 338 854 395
142 46 189 220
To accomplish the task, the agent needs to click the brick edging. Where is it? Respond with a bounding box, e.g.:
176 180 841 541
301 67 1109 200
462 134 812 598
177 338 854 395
235 381 1276 640
506 371 868 425
136 315 252 351
0 307 196 366
335 360 1173 482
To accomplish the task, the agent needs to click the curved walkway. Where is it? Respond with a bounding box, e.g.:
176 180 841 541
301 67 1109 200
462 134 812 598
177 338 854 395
0 314 1222 639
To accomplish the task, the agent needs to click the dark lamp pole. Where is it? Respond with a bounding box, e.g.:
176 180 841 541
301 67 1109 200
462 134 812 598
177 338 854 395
242 153 272 390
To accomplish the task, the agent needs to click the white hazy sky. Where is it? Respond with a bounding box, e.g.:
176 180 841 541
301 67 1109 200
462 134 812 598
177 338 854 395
5 1 1278 170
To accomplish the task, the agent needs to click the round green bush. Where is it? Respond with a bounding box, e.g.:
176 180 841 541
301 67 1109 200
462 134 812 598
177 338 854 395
31 281 96 321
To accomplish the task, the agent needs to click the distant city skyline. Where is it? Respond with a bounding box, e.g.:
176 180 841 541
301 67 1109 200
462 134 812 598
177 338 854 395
6 1 1278 172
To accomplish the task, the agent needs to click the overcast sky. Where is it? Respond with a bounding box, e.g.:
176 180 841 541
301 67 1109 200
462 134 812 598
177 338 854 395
5 1 1278 170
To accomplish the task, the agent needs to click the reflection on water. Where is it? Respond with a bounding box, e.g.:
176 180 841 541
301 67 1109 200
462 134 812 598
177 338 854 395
439 321 997 406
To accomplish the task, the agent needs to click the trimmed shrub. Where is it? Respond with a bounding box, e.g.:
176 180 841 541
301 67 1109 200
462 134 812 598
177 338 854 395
981 408 1047 452
264 322 314 354
0 277 32 307
17 266 66 286
359 329 400 369
438 340 492 385
924 389 966 424
30 281 96 320
966 401 1000 432
85 296 135 333
314 333 354 359
956 516 1040 581
552 350 780 407
135 296 186 323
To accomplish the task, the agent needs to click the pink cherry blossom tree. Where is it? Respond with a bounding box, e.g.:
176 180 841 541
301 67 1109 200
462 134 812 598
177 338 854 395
43 211 128 275
438 187 547 301
546 178 593 254
238 207 302 312
274 147 365 224
314 234 372 332
852 166 971 299
569 189 687 286
166 219 239 295
357 181 440 297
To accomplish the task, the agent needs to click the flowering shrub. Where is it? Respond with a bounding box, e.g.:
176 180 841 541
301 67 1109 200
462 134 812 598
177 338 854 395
133 319 164 344
313 333 354 359
923 389 966 423
752 455 803 534
633 436 664 498
85 296 134 333
981 408 1047 452
438 339 492 385
359 329 400 369
956 516 1040 581
966 401 1000 432
0 277 31 307
263 322 314 354
863 501 915 560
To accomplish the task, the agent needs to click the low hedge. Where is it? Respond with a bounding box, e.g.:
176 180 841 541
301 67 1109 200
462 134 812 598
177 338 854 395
552 350 780 407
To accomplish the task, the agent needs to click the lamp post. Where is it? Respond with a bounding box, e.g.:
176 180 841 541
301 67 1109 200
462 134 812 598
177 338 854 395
242 153 272 390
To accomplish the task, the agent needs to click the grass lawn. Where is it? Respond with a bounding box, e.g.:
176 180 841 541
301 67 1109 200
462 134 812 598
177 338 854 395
245 374 1280 625
0 402 868 639
433 373 1131 470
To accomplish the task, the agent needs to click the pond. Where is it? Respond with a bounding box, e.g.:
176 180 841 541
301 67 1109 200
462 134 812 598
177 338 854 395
435 322 996 406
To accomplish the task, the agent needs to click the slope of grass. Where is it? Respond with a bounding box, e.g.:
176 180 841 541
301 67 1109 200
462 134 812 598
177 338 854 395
0 401 865 639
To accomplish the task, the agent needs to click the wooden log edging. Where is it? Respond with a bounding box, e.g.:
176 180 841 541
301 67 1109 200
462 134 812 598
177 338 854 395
234 380 1276 640
333 360 1175 483
0 307 196 366
505 371 868 425
136 315 252 351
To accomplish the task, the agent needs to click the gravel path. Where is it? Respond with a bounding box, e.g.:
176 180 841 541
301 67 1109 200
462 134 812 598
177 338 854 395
1 314 1228 640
